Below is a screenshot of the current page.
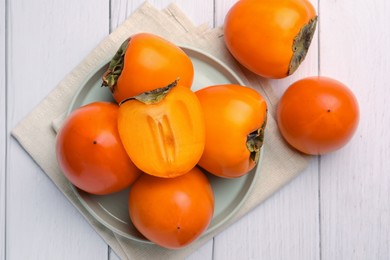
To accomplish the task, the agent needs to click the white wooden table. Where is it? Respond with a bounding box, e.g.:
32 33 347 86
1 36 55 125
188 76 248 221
1 0 390 259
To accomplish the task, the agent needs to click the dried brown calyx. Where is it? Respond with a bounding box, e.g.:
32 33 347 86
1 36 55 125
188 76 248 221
119 79 178 106
246 112 267 164
102 38 131 93
288 16 318 75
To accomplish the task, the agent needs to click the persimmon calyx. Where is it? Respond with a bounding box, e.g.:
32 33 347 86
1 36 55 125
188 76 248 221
102 38 130 93
119 79 178 105
288 16 318 76
246 113 267 164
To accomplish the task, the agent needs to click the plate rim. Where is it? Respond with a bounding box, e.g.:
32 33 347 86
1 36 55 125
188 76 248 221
65 44 263 244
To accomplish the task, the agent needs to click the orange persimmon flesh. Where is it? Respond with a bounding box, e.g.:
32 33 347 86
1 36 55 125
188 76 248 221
117 85 205 178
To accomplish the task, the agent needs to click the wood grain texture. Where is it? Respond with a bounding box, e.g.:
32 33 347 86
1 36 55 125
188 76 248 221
319 0 390 259
3 0 390 259
6 0 110 259
1 0 6 259
110 0 213 32
213 160 320 260
212 1 320 259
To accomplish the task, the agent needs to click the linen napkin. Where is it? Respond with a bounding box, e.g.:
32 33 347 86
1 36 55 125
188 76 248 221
11 2 311 259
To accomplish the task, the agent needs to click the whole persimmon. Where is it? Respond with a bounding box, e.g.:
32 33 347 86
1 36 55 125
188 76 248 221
56 102 141 195
102 32 194 103
224 0 317 78
117 83 205 178
277 76 360 155
128 167 214 249
195 84 267 178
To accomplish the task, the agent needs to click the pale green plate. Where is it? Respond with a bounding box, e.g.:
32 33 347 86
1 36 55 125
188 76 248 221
67 46 263 244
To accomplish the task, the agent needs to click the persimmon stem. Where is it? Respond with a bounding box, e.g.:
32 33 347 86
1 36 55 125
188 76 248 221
102 38 131 92
119 79 178 105
246 112 267 164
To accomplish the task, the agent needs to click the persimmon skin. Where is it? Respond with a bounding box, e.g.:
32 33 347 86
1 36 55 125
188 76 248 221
128 167 214 249
277 76 360 155
118 85 205 178
56 102 141 195
195 84 267 178
224 0 317 78
113 33 194 103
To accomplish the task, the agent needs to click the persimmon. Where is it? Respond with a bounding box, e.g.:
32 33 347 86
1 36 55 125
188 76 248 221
277 76 360 155
224 0 317 78
117 83 205 178
102 32 194 103
195 84 267 178
128 167 214 249
56 102 141 195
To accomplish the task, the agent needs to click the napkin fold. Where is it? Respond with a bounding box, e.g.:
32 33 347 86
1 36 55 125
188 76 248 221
11 2 311 259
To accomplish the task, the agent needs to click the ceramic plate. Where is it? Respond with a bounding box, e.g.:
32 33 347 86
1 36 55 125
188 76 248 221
67 46 263 243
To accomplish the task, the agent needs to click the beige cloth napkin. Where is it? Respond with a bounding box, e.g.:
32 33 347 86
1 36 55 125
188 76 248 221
11 2 311 259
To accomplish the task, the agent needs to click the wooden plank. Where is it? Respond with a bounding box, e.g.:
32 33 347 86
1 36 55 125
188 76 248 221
213 0 321 259
110 0 213 32
319 0 390 259
109 1 214 259
6 0 110 259
1 0 6 259
213 162 320 260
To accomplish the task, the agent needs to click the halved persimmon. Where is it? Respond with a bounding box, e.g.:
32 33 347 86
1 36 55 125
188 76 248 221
118 83 205 178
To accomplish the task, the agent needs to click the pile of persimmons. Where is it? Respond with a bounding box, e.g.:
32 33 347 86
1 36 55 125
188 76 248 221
56 0 359 250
